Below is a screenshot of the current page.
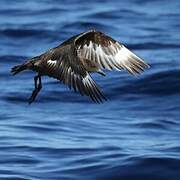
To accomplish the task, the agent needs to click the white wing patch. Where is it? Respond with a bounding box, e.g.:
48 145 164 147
47 59 57 66
78 41 149 74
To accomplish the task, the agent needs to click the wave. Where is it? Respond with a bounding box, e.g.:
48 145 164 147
1 144 180 180
108 69 180 97
2 67 180 104
0 29 57 39
0 55 27 63
1 1 180 179
96 157 180 180
127 42 180 50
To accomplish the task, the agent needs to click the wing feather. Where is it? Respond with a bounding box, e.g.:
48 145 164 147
75 30 149 75
42 49 106 103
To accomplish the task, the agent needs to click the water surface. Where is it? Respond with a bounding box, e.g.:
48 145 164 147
0 0 180 179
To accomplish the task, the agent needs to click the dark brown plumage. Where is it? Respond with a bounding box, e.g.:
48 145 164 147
11 30 150 103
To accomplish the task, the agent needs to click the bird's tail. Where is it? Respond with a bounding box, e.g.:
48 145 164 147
11 63 28 75
11 56 40 75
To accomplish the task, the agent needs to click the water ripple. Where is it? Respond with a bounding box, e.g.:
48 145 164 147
1 0 180 179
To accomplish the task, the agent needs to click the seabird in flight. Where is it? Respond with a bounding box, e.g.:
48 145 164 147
11 30 149 103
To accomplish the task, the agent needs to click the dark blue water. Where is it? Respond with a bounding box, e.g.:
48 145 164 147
1 0 180 179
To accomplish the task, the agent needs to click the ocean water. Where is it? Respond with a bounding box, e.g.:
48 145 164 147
1 0 180 179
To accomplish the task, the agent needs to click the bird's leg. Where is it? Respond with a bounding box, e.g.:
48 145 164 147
28 75 42 104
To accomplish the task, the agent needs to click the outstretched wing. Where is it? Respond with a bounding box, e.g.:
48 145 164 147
75 30 149 75
40 47 106 103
